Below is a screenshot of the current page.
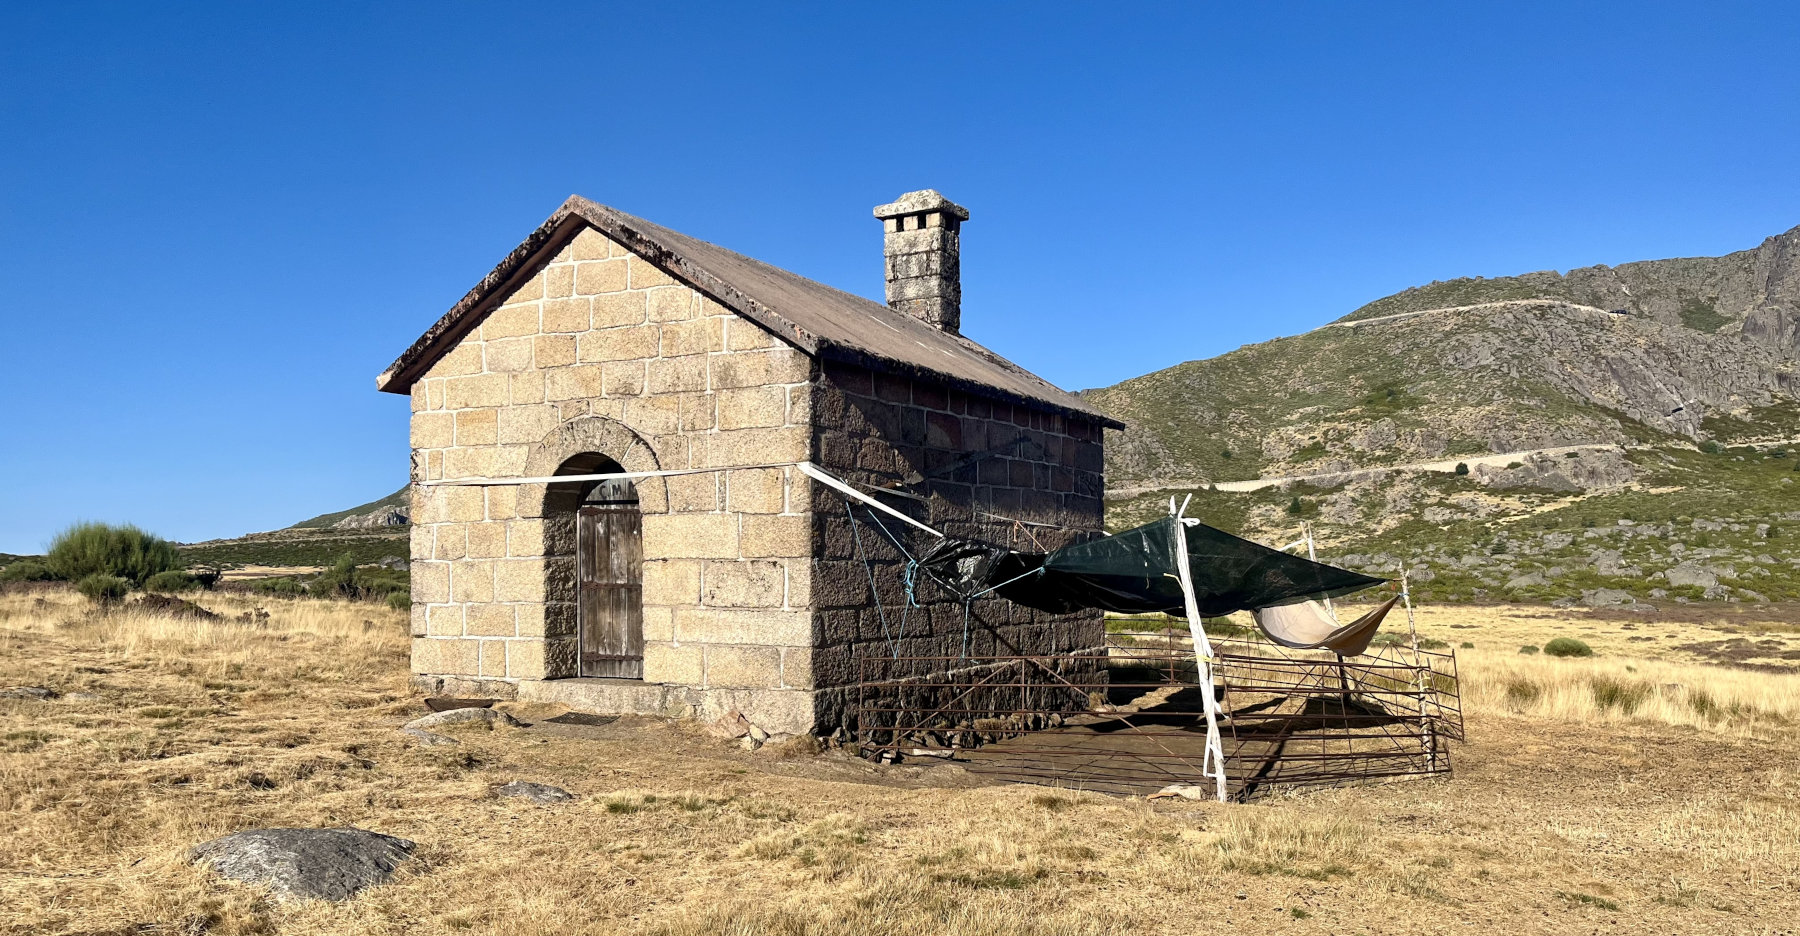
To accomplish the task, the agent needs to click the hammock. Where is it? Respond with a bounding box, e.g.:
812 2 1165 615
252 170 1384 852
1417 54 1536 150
1253 595 1401 655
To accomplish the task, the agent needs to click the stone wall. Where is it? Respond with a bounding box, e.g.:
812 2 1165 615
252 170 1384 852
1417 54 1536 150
807 361 1108 729
405 225 819 729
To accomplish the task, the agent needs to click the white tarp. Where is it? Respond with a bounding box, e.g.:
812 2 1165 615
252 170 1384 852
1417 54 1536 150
1252 595 1400 656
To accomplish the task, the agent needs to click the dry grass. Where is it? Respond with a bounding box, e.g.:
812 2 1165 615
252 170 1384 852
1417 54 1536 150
3 588 1799 934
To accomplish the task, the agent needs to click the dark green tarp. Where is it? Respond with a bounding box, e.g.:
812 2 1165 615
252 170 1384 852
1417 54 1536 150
919 516 1385 618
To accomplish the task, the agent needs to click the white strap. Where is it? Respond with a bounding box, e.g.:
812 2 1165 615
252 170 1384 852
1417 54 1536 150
796 461 943 538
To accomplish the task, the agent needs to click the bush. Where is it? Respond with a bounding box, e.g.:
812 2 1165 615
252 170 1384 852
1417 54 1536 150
247 576 306 597
0 560 56 583
144 570 199 594
1285 496 1305 516
386 590 411 611
311 554 359 598
76 573 130 604
1699 440 1724 454
1519 645 1540 655
1454 462 1469 476
1543 637 1594 658
47 523 181 586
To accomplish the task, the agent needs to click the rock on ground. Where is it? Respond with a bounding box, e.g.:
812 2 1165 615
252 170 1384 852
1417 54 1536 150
400 727 458 746
404 707 522 731
0 686 57 701
191 827 415 901
496 781 574 804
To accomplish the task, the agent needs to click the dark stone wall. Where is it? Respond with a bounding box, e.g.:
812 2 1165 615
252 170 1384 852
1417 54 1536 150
805 360 1107 730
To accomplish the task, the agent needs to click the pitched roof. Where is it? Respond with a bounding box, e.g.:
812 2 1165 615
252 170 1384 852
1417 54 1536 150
377 196 1122 428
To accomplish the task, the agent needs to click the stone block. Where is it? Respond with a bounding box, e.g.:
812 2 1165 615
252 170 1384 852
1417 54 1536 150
466 604 516 637
534 334 576 368
698 427 809 468
479 639 508 678
411 383 427 413
579 325 659 362
710 349 812 389
640 605 674 641
629 258 677 290
601 361 646 397
450 560 495 602
660 317 721 356
485 485 518 521
498 268 546 305
779 646 814 689
481 303 541 340
574 258 628 294
445 374 509 409
506 519 545 557
643 558 702 605
410 523 432 562
740 514 811 558
593 292 647 328
622 395 679 434
786 386 812 426
643 513 739 559
716 386 787 430
494 559 547 602
411 412 454 449
485 337 535 373
509 372 545 405
409 604 426 637
442 446 496 481
665 471 719 512
543 263 574 298
428 343 483 379
565 227 614 261
541 297 591 333
498 404 560 444
704 645 782 689
444 487 487 522
411 561 450 603
726 467 785 513
425 604 464 636
544 365 606 402
681 608 811 644
454 409 498 446
426 380 446 410
646 355 707 394
431 525 467 560
506 638 564 680
701 560 785 608
678 392 716 431
465 521 507 559
413 637 478 677
643 641 703 685
726 317 777 351
785 561 814 607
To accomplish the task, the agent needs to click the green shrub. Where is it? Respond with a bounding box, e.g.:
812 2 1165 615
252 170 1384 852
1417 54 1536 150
1460 641 1474 649
1698 440 1724 454
1454 462 1469 476
247 576 306 597
144 570 199 594
386 590 411 611
1519 644 1540 655
0 560 56 583
76 573 130 604
47 523 181 586
1220 449 1232 460
1543 637 1594 658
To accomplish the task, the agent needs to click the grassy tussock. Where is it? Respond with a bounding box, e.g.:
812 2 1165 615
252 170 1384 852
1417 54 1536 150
1461 647 1800 734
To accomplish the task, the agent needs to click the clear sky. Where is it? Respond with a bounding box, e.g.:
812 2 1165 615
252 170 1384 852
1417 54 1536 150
3 2 1797 553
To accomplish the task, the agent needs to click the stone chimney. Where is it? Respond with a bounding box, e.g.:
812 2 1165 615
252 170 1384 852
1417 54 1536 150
873 189 970 333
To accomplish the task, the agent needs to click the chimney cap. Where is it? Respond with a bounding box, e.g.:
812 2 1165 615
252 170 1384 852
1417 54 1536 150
872 189 970 222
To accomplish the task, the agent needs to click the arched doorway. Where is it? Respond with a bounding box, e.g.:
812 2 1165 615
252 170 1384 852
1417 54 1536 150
546 453 644 680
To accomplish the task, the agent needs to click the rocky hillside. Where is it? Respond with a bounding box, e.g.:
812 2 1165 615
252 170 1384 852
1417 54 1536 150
288 486 410 530
1335 224 1800 353
1091 225 1800 607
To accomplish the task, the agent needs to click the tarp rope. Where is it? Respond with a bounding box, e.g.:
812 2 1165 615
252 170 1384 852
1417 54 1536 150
845 497 900 660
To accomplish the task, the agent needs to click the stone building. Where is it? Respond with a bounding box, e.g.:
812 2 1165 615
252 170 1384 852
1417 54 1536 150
377 190 1120 735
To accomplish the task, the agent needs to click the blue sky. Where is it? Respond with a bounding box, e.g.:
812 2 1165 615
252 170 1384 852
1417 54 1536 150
3 2 1797 553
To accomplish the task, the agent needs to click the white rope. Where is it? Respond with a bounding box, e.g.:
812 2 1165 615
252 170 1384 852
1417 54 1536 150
1171 496 1230 803
796 462 943 538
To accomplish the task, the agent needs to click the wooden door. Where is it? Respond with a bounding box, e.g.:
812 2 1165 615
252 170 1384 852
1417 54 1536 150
576 478 643 679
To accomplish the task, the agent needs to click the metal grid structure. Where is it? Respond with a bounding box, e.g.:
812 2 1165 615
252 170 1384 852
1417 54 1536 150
854 621 1462 800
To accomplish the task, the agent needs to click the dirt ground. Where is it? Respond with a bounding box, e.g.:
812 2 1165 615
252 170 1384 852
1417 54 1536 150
2 588 1797 935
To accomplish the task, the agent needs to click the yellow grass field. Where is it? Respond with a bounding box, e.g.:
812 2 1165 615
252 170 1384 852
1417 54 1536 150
2 587 1798 935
